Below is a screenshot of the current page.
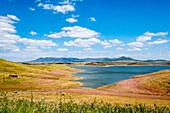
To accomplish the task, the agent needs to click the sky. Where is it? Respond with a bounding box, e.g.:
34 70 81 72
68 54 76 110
0 0 170 61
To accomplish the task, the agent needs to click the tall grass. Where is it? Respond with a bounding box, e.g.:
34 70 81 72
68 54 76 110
0 92 169 113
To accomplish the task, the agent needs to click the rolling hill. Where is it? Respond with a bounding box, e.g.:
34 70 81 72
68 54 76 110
0 58 82 91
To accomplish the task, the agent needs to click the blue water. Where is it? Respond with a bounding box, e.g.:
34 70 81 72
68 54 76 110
72 66 170 88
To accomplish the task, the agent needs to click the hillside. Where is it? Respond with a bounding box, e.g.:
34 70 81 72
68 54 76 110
0 59 82 91
98 69 170 97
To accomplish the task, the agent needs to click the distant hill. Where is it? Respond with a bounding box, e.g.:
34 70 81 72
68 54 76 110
113 56 138 61
29 56 136 63
31 57 82 63
29 57 115 63
29 56 169 63
143 59 167 62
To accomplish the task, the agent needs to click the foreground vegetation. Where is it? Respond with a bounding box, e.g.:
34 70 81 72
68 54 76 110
0 92 170 113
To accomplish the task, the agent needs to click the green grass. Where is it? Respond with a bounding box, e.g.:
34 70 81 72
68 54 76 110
0 92 169 113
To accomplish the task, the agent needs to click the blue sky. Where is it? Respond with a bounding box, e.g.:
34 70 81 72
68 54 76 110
0 0 170 61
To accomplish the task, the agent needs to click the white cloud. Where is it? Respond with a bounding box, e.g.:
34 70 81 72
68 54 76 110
90 17 96 22
100 40 112 48
0 15 20 52
84 48 93 51
127 48 141 51
24 46 42 52
100 39 124 48
136 35 152 42
47 26 100 38
38 3 75 14
128 31 168 49
57 48 68 52
64 38 101 47
59 0 71 5
66 18 78 23
7 14 20 21
0 14 57 53
136 31 168 42
116 47 123 51
109 39 123 45
128 41 144 47
148 39 169 45
18 38 57 47
66 15 79 23
30 31 37 35
29 7 35 11
144 31 168 37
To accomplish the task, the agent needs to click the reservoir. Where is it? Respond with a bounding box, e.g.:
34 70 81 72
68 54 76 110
72 66 170 88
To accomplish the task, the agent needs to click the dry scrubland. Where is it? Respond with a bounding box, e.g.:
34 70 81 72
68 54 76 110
0 59 83 91
98 70 170 99
0 58 170 112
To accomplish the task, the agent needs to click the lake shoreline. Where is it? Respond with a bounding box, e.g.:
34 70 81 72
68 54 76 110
70 64 170 67
71 65 170 89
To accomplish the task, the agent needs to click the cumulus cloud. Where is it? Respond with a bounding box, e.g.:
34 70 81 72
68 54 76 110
127 48 141 51
136 31 168 42
66 15 79 23
66 17 77 23
109 39 123 45
57 48 68 51
136 35 152 42
144 31 168 37
128 41 144 48
64 38 101 47
47 26 100 38
18 38 57 47
30 31 37 35
7 14 20 21
100 40 112 48
24 46 42 52
38 2 75 14
148 39 169 45
0 14 57 53
89 17 96 22
64 38 124 49
100 39 124 48
128 31 168 50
